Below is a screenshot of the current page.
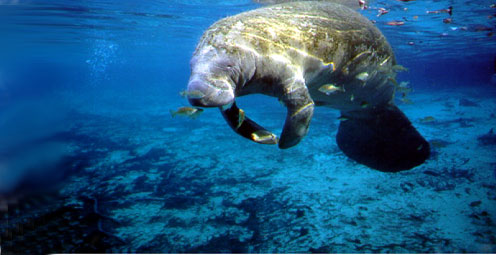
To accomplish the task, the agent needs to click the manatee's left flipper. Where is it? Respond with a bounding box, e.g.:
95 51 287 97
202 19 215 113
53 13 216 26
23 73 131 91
336 104 430 172
220 102 278 145
279 83 315 149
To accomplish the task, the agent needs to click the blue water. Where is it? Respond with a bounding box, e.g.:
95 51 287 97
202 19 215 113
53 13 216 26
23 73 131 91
1 0 496 253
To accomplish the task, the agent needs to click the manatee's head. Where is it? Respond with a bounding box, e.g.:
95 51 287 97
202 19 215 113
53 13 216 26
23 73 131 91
187 47 237 108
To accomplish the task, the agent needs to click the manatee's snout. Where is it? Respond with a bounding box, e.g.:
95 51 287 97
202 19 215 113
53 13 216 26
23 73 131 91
187 78 234 107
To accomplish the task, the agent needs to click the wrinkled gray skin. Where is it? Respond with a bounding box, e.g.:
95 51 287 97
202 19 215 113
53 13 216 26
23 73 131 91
187 1 396 149
253 0 371 10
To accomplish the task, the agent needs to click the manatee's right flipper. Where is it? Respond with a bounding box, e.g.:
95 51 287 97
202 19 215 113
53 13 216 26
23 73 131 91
336 104 430 172
220 102 278 145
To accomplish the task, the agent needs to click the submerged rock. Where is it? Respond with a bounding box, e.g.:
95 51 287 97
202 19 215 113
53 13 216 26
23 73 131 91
1 195 124 254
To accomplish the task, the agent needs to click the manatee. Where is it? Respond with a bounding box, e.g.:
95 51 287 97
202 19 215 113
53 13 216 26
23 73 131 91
185 1 429 172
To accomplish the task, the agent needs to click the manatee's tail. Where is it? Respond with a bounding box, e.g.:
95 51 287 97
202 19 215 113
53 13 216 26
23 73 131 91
336 104 429 172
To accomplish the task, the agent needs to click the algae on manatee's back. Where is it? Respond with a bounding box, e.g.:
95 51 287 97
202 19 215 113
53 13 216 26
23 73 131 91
253 0 373 9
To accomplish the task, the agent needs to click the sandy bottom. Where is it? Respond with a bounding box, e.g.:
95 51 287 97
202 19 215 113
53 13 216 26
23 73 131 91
2 86 496 253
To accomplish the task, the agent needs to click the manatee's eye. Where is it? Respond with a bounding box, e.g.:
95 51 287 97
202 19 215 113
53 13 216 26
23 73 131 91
216 57 235 70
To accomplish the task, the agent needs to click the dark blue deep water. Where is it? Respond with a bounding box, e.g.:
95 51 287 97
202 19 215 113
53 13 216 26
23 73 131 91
1 0 496 253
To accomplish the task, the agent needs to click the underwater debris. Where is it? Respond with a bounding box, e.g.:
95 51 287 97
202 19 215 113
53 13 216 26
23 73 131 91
459 98 479 107
477 128 496 146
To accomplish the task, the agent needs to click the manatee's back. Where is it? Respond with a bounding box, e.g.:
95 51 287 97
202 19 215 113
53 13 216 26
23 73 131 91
253 0 366 11
199 2 391 66
197 1 396 110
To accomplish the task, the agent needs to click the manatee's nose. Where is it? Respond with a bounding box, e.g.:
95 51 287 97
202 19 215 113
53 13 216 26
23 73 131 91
187 79 210 107
186 79 234 107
